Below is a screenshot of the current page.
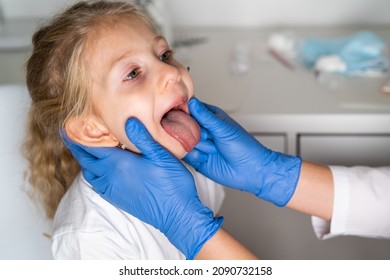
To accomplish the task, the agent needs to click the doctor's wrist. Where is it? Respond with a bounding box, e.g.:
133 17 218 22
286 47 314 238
257 152 303 207
166 203 224 260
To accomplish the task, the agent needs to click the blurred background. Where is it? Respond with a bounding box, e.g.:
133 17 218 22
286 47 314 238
1 0 390 259
2 0 390 25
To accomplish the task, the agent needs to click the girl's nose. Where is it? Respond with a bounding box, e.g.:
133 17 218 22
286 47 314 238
158 62 180 91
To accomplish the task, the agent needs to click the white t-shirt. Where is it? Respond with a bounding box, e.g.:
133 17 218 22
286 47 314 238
52 165 225 260
312 166 390 240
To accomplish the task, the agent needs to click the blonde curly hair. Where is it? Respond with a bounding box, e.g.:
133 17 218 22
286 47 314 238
24 0 156 219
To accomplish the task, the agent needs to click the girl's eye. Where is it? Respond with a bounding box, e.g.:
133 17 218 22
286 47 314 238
159 50 174 62
124 69 139 81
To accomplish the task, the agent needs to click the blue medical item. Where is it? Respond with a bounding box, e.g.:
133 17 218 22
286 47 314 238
61 120 223 260
184 98 302 207
299 31 389 76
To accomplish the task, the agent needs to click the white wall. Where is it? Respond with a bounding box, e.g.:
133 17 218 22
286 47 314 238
2 0 390 26
0 0 70 18
166 0 390 27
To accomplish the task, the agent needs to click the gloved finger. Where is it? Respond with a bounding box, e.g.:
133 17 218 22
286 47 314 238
86 172 109 195
60 129 128 179
125 118 172 162
60 130 101 168
59 129 89 155
188 98 226 134
60 129 115 160
67 142 126 178
192 99 229 121
81 169 98 185
183 148 208 167
71 145 117 165
199 127 212 141
193 139 217 154
200 102 221 115
202 102 243 130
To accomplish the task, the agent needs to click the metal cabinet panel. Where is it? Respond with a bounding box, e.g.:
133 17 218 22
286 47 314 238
253 134 286 153
220 133 390 259
299 134 390 166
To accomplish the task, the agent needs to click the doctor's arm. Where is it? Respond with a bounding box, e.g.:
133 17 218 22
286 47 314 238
195 161 334 259
196 228 258 259
203 164 390 254
185 98 390 239
184 98 334 221
196 162 334 260
286 161 333 221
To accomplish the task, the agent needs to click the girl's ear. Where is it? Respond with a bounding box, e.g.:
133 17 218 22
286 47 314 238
65 115 118 147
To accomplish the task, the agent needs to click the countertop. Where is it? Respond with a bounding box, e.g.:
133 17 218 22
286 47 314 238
173 26 390 153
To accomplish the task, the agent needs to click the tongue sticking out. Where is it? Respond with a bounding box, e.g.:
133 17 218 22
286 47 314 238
161 109 200 152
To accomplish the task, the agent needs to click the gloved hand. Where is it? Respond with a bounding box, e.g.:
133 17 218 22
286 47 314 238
61 118 223 260
184 98 302 207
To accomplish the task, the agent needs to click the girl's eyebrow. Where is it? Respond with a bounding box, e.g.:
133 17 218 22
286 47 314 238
109 35 168 72
110 50 133 71
154 35 166 44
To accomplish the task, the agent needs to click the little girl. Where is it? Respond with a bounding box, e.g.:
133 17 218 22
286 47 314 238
23 0 224 259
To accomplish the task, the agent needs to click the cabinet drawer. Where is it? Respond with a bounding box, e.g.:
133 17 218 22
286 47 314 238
253 134 286 153
299 134 390 166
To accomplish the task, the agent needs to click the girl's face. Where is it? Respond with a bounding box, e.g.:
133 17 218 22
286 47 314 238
84 17 199 159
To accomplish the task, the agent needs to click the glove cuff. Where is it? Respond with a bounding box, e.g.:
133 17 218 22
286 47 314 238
187 215 224 260
258 152 303 207
166 202 224 260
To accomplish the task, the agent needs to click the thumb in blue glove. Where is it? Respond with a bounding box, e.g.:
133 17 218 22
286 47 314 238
184 98 302 207
61 118 223 259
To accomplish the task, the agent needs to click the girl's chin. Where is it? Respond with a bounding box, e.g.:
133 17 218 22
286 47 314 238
159 134 188 159
167 144 188 159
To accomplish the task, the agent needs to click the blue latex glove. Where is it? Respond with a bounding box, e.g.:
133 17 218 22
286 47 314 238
184 98 302 207
61 118 223 260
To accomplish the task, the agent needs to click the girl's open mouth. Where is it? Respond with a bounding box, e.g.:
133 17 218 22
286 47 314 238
160 100 200 152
